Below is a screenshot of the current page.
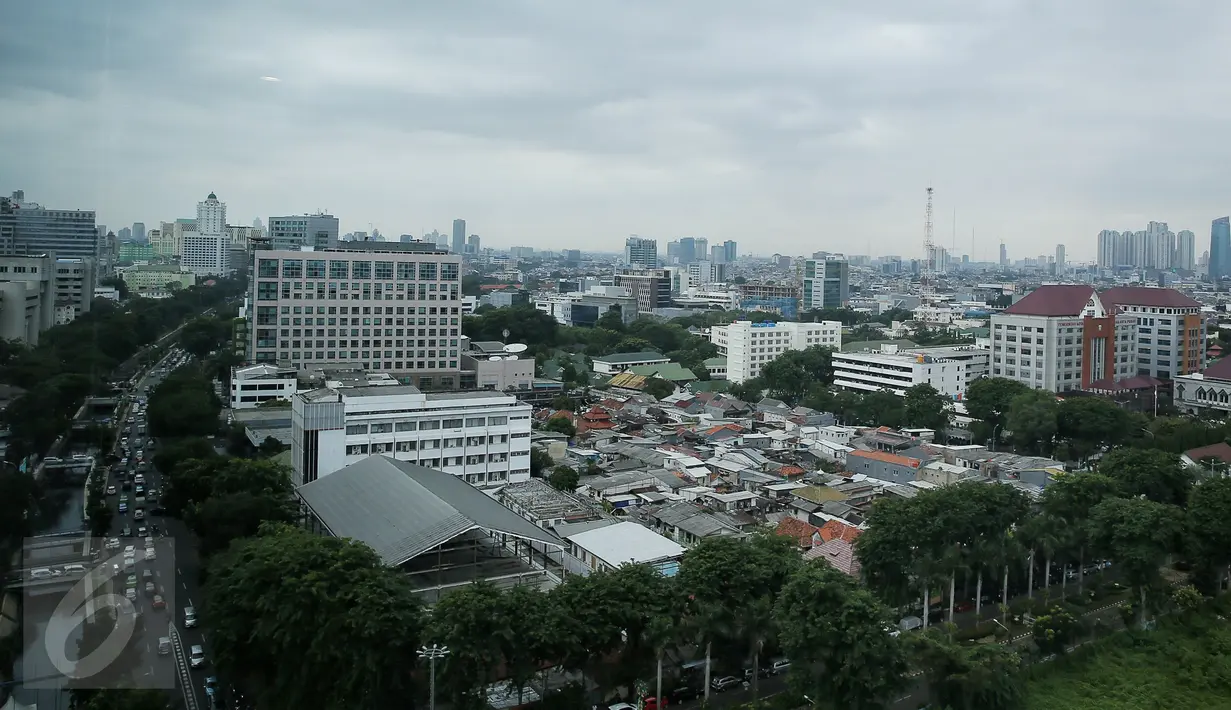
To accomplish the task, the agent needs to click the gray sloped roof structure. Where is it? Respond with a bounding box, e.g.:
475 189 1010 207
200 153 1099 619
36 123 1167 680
296 455 564 566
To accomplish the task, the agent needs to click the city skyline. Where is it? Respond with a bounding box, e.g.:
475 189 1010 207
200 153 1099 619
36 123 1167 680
4 2 1230 258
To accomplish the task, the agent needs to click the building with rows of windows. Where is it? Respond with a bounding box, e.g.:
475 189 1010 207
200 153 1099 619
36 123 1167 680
289 384 532 488
249 241 464 389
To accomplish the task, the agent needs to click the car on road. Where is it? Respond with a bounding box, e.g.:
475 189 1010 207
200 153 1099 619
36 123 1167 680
158 637 171 655
769 659 791 675
190 645 206 668
125 574 137 588
144 581 155 597
667 686 701 704
184 607 198 628
106 485 116 495
120 525 131 537
205 676 222 709
144 548 157 561
133 508 145 520
104 538 120 550
710 676 741 692
152 594 166 610
145 536 156 549
137 525 148 537
125 586 137 601
118 502 128 514
608 704 636 710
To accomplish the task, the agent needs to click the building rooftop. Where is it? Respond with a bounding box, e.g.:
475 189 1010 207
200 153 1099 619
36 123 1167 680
593 351 669 365
1001 285 1095 317
1099 286 1201 310
296 455 563 567
498 478 603 523
563 521 685 567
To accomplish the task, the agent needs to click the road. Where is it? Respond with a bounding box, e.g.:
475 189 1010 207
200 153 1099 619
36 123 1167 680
102 349 214 710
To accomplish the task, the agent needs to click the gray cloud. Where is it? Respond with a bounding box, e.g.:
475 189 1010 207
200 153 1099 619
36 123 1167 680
2 0 1229 259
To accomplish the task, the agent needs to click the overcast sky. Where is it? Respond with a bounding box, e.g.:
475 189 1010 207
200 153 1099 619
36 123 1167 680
2 1 1228 260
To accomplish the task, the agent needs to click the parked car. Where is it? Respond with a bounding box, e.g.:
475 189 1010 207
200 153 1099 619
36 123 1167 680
667 686 701 704
710 676 741 692
769 659 791 675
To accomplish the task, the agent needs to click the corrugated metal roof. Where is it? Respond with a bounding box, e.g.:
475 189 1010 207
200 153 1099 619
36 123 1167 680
296 456 564 566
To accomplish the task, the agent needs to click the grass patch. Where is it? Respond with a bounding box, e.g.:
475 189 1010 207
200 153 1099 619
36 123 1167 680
1023 614 1231 710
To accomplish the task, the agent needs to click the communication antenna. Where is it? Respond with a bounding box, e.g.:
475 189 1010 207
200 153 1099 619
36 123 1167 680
503 343 528 354
922 187 935 300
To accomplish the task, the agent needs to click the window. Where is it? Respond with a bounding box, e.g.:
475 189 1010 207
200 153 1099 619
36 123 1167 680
345 424 369 435
395 421 417 432
488 415 507 426
442 418 463 429
375 261 394 280
419 263 438 280
440 263 459 281
307 260 327 278
329 260 349 279
465 417 486 427
258 259 279 278
282 259 303 278
371 423 393 434
352 261 372 279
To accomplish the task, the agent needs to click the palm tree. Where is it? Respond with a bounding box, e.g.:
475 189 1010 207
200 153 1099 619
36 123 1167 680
644 616 677 707
940 542 968 626
683 601 729 703
733 596 775 700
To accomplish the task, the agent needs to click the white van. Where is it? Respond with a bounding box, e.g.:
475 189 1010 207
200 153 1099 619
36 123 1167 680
62 564 87 576
29 568 54 580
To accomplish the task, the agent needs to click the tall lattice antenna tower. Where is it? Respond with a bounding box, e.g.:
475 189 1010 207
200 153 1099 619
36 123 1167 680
922 187 935 298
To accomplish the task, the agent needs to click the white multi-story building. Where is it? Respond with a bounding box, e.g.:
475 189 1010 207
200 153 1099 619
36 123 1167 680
802 258 849 309
249 241 464 388
181 192 229 276
833 345 968 399
710 319 842 383
289 385 532 488
991 285 1136 392
230 364 299 409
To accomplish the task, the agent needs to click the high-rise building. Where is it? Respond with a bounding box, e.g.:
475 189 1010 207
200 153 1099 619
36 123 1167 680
710 320 842 383
723 240 737 263
1176 230 1196 271
710 244 726 264
0 190 99 262
1055 245 1066 274
999 243 1008 266
132 222 146 242
467 234 481 254
452 219 466 254
1097 230 1118 268
252 218 264 229
1211 218 1231 281
687 260 727 285
249 241 463 388
623 236 657 269
117 227 132 241
802 258 849 309
614 268 672 312
268 213 340 251
182 192 229 276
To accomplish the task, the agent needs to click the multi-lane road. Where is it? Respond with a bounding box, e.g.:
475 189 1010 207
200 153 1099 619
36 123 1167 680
102 350 215 710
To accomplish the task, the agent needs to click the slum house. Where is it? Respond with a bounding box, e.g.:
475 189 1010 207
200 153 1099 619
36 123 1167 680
643 501 746 546
497 479 606 531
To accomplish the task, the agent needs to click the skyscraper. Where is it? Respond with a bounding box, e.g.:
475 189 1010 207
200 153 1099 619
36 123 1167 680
710 244 726 264
467 234 481 254
452 219 466 254
802 258 849 309
0 190 99 261
999 243 1008 266
1055 244 1066 274
181 192 229 276
132 222 146 242
1097 230 1118 268
1211 217 1230 281
723 240 737 263
1176 230 1196 271
624 236 658 269
117 227 132 241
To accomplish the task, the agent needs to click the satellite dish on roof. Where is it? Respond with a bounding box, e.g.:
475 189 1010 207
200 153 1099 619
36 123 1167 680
504 343 528 354
489 356 503 362
506 355 519 361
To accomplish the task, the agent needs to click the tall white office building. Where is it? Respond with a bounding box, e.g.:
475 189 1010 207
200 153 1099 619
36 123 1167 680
624 236 658 269
1176 230 1196 271
710 319 842 383
1055 244 1066 274
802 258 849 309
181 192 229 276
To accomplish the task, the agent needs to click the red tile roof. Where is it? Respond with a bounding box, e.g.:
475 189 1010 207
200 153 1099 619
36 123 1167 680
1099 286 1201 311
775 517 821 548
820 519 862 543
1184 442 1231 465
778 465 807 477
847 448 921 468
1200 357 1231 382
805 538 862 578
1001 285 1095 317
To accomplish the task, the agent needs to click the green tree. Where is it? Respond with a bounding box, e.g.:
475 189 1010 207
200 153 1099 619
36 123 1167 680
179 316 230 359
204 524 424 710
1055 395 1138 463
429 581 514 708
151 436 218 483
853 389 906 428
758 346 834 405
908 631 1024 710
529 447 554 477
643 377 675 400
775 562 907 709
1098 448 1194 507
147 366 221 438
0 465 40 577
1186 477 1231 593
1087 497 1184 627
965 377 1030 445
729 376 766 402
595 309 627 332
902 383 953 433
70 689 169 710
1040 472 1120 596
1006 389 1058 454
1031 605 1083 655
548 465 580 492
542 417 576 437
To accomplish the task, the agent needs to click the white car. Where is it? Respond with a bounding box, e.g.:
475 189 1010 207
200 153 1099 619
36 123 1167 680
144 548 157 562
125 586 137 601
184 606 198 628
106 485 117 495
123 545 136 556
104 538 121 550
190 645 206 668
145 537 156 549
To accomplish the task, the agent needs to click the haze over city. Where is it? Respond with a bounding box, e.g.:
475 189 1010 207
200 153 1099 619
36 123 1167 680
3 0 1230 258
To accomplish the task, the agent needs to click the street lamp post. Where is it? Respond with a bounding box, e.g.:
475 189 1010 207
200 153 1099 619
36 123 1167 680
991 424 1001 452
418 644 450 710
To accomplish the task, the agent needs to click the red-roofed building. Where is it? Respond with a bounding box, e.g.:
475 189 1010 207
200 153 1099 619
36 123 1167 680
992 286 1136 392
775 517 822 549
577 406 615 434
1174 355 1231 416
819 518 862 543
1097 286 1205 380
